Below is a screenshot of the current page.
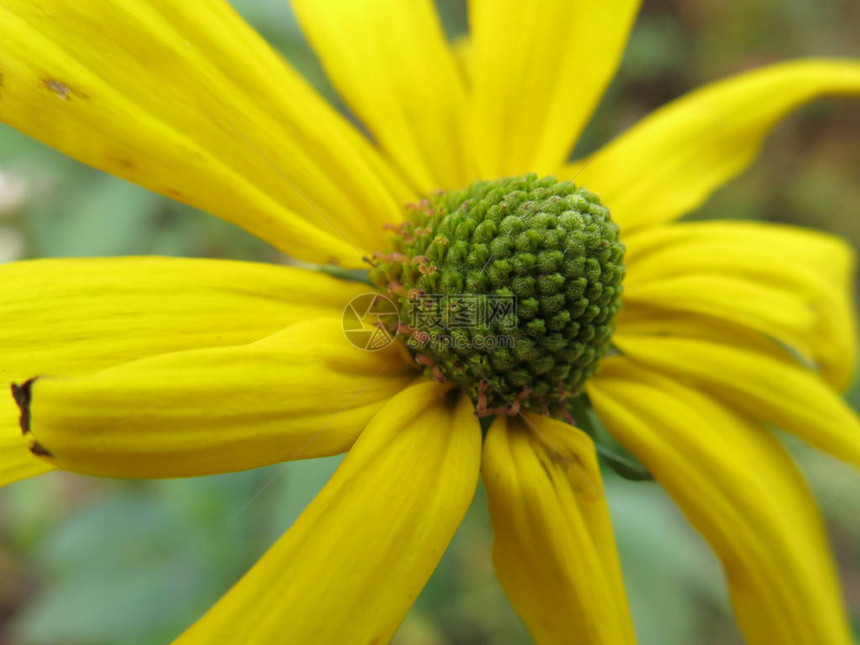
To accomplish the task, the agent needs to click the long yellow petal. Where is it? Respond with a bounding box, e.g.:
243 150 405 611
0 257 372 376
293 0 469 192
17 320 415 478
0 257 372 485
622 220 857 390
468 0 640 178
567 60 860 232
589 359 852 645
612 325 860 467
482 413 635 645
0 0 414 265
625 274 816 353
177 382 481 644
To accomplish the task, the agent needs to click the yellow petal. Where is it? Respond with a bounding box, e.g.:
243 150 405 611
624 273 817 355
568 59 860 232
0 257 373 485
482 413 635 645
622 220 857 390
17 319 415 478
468 0 640 178
0 0 415 265
293 0 469 192
612 324 860 467
177 382 481 644
0 257 372 377
453 36 474 87
589 360 852 645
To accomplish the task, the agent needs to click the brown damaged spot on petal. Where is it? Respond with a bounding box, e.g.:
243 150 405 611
555 451 604 500
28 440 54 459
11 380 55 459
540 442 589 479
10 378 37 436
43 78 88 101
108 157 136 171
536 450 556 482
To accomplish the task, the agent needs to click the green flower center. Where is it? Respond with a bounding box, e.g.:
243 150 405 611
370 174 625 416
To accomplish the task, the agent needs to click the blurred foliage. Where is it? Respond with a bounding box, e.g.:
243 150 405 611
0 0 858 644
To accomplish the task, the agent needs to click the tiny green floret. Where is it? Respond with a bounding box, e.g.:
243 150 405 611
370 175 625 416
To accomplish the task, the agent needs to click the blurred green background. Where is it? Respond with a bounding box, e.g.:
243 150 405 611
0 1 858 643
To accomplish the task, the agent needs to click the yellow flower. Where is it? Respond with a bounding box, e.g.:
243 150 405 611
1 1 859 643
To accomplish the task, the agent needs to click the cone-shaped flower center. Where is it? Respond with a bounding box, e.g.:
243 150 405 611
371 175 625 416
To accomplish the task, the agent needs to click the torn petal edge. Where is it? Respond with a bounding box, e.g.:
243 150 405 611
10 377 36 435
10 378 53 459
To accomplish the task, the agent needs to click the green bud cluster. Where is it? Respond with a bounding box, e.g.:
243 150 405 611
370 175 625 415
